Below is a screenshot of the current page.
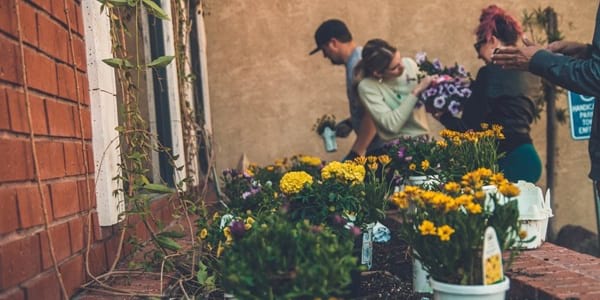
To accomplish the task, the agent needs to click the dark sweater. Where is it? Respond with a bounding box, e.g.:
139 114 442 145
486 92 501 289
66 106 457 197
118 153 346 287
439 64 540 154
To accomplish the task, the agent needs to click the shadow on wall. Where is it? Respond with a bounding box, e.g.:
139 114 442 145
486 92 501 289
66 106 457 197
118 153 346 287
554 224 599 257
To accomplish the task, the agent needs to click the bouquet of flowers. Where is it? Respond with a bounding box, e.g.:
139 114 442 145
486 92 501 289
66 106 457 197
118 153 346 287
313 114 338 152
391 168 524 285
415 52 472 118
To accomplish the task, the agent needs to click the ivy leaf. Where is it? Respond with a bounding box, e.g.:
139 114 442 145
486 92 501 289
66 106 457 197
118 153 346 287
196 261 209 284
146 55 175 68
102 58 135 69
143 183 174 193
142 0 170 20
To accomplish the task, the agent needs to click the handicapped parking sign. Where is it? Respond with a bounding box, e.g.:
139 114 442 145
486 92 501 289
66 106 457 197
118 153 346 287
568 91 596 140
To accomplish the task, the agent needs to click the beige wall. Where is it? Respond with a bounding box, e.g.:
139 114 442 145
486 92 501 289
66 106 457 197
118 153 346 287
203 0 599 234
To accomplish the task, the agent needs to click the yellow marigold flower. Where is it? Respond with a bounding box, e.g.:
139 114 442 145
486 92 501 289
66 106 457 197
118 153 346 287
519 230 528 239
474 190 486 200
436 140 448 148
245 168 254 177
378 155 391 165
298 155 322 167
354 156 367 165
452 136 462 145
391 192 409 209
466 202 482 214
480 123 489 129
455 194 474 206
212 212 220 221
246 216 255 225
244 223 252 230
421 160 430 171
437 225 455 241
444 198 459 212
280 171 313 194
368 162 378 171
498 183 520 197
409 163 416 171
444 182 460 193
490 173 507 185
419 220 437 235
216 241 224 258
367 156 378 164
266 165 274 171
199 228 208 239
224 227 232 243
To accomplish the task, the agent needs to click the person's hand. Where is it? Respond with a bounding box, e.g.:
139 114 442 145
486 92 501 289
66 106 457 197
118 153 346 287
411 75 438 96
547 40 591 58
491 44 543 70
335 118 353 138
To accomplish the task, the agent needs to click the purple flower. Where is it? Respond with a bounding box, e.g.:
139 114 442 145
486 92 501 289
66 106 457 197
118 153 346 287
432 59 442 71
446 84 459 95
424 87 438 98
397 146 406 159
415 52 427 64
350 226 362 237
433 95 447 109
448 100 462 117
461 88 472 98
230 221 246 239
457 65 468 77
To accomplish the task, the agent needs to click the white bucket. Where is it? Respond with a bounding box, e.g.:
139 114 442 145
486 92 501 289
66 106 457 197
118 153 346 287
429 277 509 300
413 254 432 293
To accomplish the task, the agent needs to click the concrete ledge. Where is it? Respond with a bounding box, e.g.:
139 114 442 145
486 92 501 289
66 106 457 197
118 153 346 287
507 243 600 300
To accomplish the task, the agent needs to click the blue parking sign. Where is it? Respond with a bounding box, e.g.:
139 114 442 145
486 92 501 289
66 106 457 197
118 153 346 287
568 91 595 140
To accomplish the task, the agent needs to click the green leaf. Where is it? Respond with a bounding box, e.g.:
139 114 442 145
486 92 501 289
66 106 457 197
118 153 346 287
158 230 186 238
142 0 170 20
143 183 174 193
156 236 181 251
196 261 209 283
102 58 134 69
146 55 175 68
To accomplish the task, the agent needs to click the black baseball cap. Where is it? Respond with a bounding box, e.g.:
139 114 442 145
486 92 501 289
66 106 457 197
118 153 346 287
309 19 352 55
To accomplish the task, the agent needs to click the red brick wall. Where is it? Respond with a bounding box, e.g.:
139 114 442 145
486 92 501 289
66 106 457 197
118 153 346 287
0 1 105 299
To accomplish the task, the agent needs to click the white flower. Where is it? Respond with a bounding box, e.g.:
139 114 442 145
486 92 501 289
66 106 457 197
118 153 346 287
433 95 447 109
448 100 462 117
416 52 427 64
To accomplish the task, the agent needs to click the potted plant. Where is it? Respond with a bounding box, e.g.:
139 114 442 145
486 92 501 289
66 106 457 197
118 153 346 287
218 213 358 299
391 168 523 299
313 114 338 152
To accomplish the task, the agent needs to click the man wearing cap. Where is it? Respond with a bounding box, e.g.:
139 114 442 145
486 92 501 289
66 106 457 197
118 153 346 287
310 19 385 160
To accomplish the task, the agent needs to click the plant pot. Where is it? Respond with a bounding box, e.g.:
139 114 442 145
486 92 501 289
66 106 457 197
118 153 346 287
429 277 509 300
321 126 337 152
412 252 432 293
361 223 375 270
406 175 440 189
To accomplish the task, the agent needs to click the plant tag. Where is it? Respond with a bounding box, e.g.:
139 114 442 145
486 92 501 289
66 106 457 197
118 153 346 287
361 225 373 269
482 226 504 285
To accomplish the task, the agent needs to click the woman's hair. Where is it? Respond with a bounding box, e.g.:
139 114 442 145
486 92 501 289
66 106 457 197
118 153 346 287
354 39 397 83
475 5 523 46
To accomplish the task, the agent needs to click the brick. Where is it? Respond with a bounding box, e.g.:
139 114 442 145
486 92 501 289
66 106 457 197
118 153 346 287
22 271 60 300
56 63 77 101
68 216 84 253
0 188 19 234
64 142 84 175
75 2 84 36
46 99 76 137
86 143 95 173
0 235 41 288
38 13 69 63
58 254 84 297
24 47 57 96
36 140 65 179
73 37 87 72
0 37 23 85
77 179 95 211
29 0 52 14
50 181 79 218
0 0 17 37
91 212 102 241
77 71 89 105
40 222 71 269
16 184 52 229
88 244 107 277
0 138 34 183
73 106 92 139
0 287 24 300
19 2 38 47
0 89 9 130
105 234 120 267
6 88 48 135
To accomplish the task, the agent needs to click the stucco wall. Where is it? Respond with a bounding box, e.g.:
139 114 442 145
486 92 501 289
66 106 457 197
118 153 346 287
203 0 598 234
